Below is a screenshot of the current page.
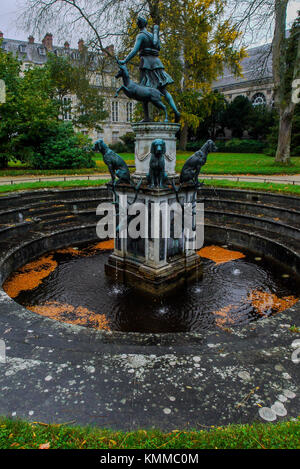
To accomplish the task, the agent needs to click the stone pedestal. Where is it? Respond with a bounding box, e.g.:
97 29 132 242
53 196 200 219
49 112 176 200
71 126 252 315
132 122 180 179
105 183 202 295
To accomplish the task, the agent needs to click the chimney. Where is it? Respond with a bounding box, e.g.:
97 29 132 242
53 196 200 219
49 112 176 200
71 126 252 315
42 33 53 51
78 39 84 52
64 41 70 49
28 35 35 44
0 32 3 39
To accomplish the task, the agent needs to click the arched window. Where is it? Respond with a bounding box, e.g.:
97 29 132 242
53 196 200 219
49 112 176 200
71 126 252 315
251 92 266 107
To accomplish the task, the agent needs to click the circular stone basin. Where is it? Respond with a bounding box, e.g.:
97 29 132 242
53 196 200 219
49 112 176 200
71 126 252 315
3 241 299 333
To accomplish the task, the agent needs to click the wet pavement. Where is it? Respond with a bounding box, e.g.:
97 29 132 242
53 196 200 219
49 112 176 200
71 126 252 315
0 288 299 430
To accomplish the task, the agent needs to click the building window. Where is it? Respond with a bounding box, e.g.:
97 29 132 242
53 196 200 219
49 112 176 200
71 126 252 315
111 76 117 88
112 131 119 143
95 74 103 87
126 102 133 122
91 55 98 66
63 97 72 121
252 92 266 107
38 47 46 56
18 44 26 53
79 105 86 116
111 101 119 122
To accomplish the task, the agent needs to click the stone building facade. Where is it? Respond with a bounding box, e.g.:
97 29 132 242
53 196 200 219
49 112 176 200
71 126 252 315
0 32 135 144
212 44 274 107
0 31 274 143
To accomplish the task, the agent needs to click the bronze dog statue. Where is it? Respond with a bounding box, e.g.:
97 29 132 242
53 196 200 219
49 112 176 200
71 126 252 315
179 139 217 187
93 139 131 187
147 139 168 188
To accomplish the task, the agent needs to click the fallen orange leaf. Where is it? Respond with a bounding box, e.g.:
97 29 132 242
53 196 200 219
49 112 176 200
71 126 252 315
197 245 245 264
39 442 50 449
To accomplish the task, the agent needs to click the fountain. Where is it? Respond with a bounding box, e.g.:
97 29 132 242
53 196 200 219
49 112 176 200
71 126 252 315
100 136 206 295
91 18 220 294
1 15 300 431
2 17 299 333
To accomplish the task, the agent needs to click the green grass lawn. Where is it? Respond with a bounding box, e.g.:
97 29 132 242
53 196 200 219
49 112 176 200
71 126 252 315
0 417 298 449
94 152 300 175
0 179 109 194
0 167 100 177
202 178 300 195
1 178 300 196
2 152 300 177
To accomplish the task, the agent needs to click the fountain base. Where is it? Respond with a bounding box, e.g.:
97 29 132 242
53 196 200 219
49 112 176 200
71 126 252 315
105 250 202 295
105 181 203 294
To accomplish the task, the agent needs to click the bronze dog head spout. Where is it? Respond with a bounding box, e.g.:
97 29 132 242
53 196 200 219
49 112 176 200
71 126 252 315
147 139 168 188
151 139 166 157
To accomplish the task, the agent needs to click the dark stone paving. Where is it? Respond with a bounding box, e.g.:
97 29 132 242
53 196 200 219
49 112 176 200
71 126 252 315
0 289 299 431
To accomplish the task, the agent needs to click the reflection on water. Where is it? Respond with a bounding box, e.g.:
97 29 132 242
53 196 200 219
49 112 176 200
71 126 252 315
3 242 299 333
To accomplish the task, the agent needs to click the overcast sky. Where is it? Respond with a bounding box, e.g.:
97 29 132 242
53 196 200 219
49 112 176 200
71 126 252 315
0 0 299 46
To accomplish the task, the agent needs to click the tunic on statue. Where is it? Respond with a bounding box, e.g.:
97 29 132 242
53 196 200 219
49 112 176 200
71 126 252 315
137 31 174 90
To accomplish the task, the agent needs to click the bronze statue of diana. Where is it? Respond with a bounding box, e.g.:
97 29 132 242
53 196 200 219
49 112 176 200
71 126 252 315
119 16 180 122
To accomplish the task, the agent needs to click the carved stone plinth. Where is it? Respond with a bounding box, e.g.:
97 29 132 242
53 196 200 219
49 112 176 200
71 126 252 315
132 122 180 178
105 182 203 295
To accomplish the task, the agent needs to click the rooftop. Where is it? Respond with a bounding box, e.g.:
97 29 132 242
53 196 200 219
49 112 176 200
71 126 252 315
213 44 273 89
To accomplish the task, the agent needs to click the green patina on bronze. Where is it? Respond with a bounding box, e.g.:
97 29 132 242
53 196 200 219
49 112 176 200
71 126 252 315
118 17 180 122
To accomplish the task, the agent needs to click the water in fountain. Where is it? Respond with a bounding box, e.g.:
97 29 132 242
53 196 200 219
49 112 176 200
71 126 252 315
4 241 299 334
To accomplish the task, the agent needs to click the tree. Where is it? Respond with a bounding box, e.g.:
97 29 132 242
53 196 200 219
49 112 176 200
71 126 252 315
248 104 276 140
291 103 300 155
230 1 300 164
266 102 300 156
0 42 60 167
23 0 246 149
122 0 246 149
0 41 21 167
0 41 99 169
190 90 227 140
44 53 108 132
222 96 253 138
197 90 227 140
30 122 95 169
273 8 300 163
